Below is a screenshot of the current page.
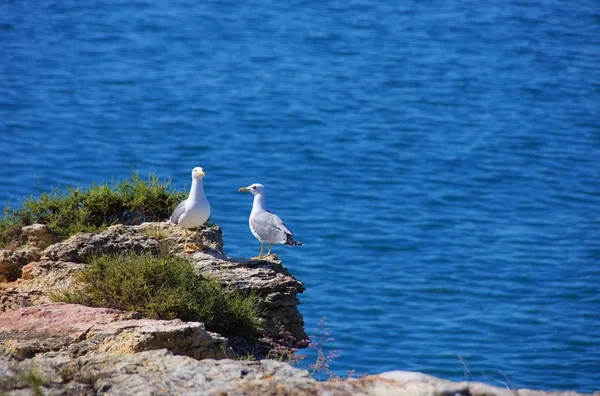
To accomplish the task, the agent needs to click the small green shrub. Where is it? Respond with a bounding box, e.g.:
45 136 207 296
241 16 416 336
0 171 186 248
143 227 168 240
0 370 47 396
20 371 45 396
54 252 260 338
238 353 257 361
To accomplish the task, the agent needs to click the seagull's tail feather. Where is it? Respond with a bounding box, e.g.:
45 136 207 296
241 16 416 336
284 234 303 246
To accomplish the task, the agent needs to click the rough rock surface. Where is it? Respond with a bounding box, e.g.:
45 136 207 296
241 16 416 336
0 349 595 396
190 250 306 343
0 249 41 282
0 224 55 282
0 222 307 352
20 224 56 250
0 304 229 361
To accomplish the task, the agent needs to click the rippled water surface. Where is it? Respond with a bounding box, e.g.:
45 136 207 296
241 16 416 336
1 0 599 391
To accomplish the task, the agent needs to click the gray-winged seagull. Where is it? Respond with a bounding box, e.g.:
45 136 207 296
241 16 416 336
239 183 302 260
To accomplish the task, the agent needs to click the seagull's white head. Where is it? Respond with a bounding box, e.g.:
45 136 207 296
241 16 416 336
239 183 265 196
191 167 205 180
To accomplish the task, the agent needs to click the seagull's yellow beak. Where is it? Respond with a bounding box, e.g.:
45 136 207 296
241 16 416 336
197 171 205 177
239 187 249 192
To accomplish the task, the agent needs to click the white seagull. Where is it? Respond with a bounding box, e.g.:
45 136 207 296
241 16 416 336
170 167 211 253
239 183 302 260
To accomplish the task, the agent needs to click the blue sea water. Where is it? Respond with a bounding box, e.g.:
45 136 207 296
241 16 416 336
1 0 599 391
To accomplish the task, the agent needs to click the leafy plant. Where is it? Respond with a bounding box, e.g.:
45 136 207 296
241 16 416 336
53 252 261 338
0 171 185 248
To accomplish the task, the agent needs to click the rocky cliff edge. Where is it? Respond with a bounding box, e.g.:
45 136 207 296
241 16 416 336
0 223 596 395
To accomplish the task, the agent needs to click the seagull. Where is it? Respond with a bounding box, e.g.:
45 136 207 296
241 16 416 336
170 167 211 253
239 183 302 260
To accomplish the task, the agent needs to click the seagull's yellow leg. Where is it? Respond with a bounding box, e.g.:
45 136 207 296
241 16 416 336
251 243 265 260
265 243 273 256
193 227 203 250
184 229 195 253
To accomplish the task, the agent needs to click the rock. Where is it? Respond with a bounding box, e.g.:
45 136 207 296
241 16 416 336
41 225 163 263
40 222 223 263
0 260 82 312
0 350 595 396
0 350 314 395
0 224 55 282
0 249 40 282
0 304 230 360
346 370 600 396
188 251 307 345
21 224 56 250
0 222 307 357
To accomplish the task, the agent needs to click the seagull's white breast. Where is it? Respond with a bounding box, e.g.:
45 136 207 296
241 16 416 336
178 200 210 229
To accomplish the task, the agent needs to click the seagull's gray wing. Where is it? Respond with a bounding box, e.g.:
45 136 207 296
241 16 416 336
170 200 187 224
251 210 292 244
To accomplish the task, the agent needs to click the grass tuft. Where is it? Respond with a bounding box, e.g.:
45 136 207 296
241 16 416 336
53 251 261 338
0 171 186 248
143 227 168 240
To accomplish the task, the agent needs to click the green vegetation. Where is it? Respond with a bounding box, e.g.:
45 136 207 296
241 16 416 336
58 363 99 386
19 371 45 396
54 252 261 337
238 353 257 361
0 171 185 248
0 370 46 396
142 226 168 240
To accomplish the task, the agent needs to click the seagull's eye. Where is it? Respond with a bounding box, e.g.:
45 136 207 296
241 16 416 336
252 186 256 190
